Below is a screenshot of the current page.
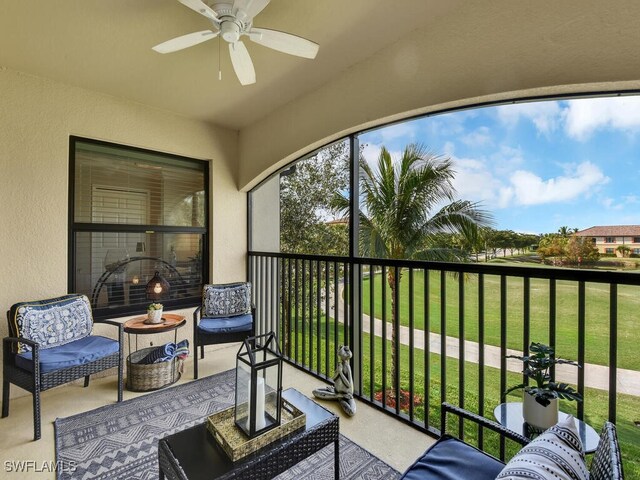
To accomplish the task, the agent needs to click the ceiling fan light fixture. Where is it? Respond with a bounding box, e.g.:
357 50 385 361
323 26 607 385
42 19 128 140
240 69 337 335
220 21 241 43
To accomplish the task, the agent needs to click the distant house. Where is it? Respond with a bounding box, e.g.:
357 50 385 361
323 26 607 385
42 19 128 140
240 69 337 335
575 225 640 256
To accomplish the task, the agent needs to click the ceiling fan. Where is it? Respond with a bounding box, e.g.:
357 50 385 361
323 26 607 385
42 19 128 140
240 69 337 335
152 0 319 86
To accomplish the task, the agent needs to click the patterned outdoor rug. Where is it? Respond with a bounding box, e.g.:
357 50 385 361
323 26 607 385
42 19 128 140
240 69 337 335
54 369 400 480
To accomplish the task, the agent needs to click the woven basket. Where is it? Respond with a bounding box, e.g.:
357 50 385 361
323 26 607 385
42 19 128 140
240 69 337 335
126 346 182 392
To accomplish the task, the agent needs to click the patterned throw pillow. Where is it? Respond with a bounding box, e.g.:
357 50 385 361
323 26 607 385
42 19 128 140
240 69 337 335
203 282 251 318
496 415 588 480
9 294 94 354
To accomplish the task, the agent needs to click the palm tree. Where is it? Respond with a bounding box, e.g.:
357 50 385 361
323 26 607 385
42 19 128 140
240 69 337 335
333 143 492 397
558 226 579 237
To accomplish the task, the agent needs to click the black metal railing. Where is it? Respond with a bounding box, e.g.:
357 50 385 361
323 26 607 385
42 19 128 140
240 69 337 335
248 251 640 461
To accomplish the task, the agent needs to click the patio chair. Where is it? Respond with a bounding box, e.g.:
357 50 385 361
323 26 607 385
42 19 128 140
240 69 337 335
401 402 623 479
193 282 255 379
2 294 123 440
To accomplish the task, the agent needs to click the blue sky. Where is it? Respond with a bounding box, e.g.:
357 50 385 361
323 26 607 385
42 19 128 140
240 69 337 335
359 96 640 234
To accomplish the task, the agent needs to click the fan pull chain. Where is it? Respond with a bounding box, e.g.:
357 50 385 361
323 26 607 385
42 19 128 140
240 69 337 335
218 36 222 80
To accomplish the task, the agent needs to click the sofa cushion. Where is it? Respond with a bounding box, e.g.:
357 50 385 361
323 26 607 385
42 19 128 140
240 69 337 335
198 314 253 335
202 282 251 318
400 435 505 480
15 335 119 373
9 294 93 354
496 415 588 480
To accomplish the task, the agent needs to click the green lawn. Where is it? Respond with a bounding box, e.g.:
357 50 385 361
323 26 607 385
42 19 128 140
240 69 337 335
285 315 640 478
360 269 640 370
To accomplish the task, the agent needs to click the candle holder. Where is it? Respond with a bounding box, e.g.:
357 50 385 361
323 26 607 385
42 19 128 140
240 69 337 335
234 332 282 439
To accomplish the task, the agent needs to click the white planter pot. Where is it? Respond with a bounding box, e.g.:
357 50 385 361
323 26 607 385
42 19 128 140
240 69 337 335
523 390 558 430
147 309 164 324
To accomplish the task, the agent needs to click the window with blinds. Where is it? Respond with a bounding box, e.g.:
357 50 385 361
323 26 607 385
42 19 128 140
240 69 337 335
69 137 208 318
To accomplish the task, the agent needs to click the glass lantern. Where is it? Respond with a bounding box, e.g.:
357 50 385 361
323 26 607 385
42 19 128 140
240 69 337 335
235 332 282 438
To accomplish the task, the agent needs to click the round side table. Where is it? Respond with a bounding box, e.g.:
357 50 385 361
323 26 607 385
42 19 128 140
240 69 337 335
124 313 186 354
123 313 187 392
494 402 599 453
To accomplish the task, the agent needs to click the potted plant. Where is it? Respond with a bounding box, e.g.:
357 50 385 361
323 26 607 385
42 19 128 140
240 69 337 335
146 303 164 324
504 342 583 430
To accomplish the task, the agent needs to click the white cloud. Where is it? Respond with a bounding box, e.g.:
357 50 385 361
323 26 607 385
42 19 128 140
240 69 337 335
491 145 525 175
600 193 639 211
497 97 640 141
377 122 418 142
442 141 455 156
496 101 562 135
461 126 493 147
497 187 515 208
424 111 469 138
499 162 609 206
563 96 640 140
451 156 502 203
361 143 382 166
602 197 615 209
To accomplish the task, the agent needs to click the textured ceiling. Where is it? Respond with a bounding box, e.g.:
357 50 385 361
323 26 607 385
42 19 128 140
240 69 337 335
0 0 462 130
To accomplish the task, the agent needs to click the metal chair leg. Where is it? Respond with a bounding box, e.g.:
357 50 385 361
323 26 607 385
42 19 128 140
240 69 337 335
2 380 9 418
117 355 123 402
200 345 204 360
84 375 90 387
194 349 199 380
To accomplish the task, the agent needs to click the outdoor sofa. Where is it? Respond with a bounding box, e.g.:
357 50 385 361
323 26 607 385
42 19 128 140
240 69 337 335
401 402 623 480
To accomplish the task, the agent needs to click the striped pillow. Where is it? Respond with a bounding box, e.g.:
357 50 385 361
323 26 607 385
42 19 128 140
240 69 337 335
496 415 588 480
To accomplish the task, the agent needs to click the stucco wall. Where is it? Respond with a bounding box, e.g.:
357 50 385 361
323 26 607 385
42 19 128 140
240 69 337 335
238 0 640 190
0 68 245 395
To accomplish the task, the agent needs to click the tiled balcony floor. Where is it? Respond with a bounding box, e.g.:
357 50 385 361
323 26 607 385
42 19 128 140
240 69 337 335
0 343 434 479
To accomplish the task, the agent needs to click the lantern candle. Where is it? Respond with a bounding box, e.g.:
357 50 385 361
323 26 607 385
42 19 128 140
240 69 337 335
256 377 266 429
246 377 266 430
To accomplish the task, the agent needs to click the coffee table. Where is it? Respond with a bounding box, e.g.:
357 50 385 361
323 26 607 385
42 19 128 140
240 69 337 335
494 402 599 453
158 388 340 480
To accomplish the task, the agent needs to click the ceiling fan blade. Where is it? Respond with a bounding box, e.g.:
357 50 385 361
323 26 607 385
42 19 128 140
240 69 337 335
178 0 219 21
233 0 270 21
152 30 218 53
248 28 319 59
229 41 256 85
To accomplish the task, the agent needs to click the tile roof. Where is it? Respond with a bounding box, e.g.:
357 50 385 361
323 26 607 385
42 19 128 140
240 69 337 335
576 225 640 236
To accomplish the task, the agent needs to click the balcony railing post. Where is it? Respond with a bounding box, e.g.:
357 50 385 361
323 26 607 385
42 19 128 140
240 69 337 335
348 134 362 397
577 281 586 421
350 262 362 396
609 284 617 423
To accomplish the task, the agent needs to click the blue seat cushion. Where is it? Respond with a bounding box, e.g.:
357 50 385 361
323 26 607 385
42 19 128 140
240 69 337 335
198 314 253 335
400 435 505 480
15 335 119 374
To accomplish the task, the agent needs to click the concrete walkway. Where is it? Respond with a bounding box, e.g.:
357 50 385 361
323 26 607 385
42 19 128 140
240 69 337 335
333 285 640 397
